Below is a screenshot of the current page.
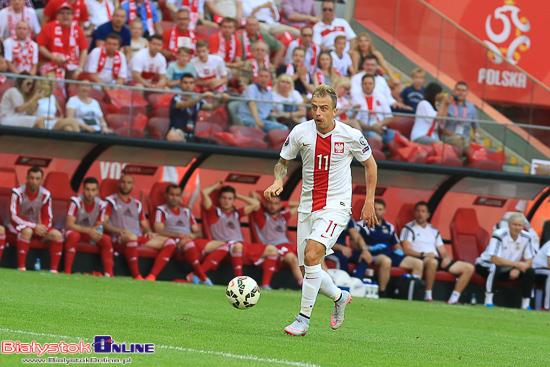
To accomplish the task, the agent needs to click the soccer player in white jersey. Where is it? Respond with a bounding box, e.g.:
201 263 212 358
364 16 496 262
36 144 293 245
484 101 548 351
475 213 536 310
264 84 378 336
401 201 474 304
532 240 550 311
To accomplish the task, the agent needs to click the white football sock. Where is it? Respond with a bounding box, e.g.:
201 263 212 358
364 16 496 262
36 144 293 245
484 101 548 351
448 291 461 304
424 290 432 300
319 270 342 302
521 297 531 310
300 264 323 317
485 292 494 305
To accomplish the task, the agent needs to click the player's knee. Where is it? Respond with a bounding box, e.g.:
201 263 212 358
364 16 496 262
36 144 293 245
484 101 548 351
232 242 243 253
50 230 63 241
20 227 33 239
463 262 474 275
285 252 298 264
0 226 4 235
265 245 278 256
413 259 424 272
425 257 437 268
122 233 137 243
381 256 392 268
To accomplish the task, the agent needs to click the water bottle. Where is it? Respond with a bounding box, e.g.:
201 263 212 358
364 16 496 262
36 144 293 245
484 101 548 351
91 225 103 245
471 293 477 306
34 258 41 271
402 273 412 279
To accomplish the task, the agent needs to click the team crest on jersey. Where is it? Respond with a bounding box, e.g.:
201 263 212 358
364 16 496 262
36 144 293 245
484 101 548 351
227 222 236 229
359 136 367 146
176 220 184 226
284 137 290 146
81 217 90 226
334 142 344 153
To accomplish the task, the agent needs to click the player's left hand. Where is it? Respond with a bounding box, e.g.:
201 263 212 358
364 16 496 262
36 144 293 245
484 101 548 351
145 232 157 239
360 202 378 230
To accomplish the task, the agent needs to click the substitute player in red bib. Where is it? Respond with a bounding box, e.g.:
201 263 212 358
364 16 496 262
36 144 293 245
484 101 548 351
9 167 64 272
250 191 303 286
154 184 228 286
265 84 378 336
202 180 280 289
103 174 176 281
64 177 114 277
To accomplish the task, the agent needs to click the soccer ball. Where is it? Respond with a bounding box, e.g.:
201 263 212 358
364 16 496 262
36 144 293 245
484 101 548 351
226 276 261 309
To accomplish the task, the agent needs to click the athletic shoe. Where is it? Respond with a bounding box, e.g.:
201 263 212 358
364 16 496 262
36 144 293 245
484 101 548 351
145 274 156 281
262 285 273 290
18 267 26 271
485 303 494 308
284 315 309 336
50 270 58 274
425 298 433 302
201 278 214 286
446 301 459 305
134 275 144 280
186 273 200 284
542 308 549 312
331 291 352 330
523 306 533 311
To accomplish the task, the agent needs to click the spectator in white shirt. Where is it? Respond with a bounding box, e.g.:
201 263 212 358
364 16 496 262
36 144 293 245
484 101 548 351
313 0 355 52
271 73 306 127
242 0 299 36
166 0 213 29
330 35 354 77
66 81 112 134
128 34 167 91
205 0 243 25
0 0 40 40
411 82 452 145
85 0 115 30
85 33 127 88
3 20 38 75
284 25 319 74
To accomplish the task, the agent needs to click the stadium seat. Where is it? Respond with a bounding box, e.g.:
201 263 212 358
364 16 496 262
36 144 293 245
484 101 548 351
148 117 170 140
229 125 266 140
394 203 415 236
159 20 175 32
267 129 290 150
198 107 229 131
43 171 76 229
227 101 243 126
369 139 383 152
149 106 170 119
148 181 173 217
147 93 175 109
372 149 386 161
388 116 415 139
99 179 119 199
196 121 227 145
195 25 219 40
114 126 146 138
105 114 130 130
0 167 18 227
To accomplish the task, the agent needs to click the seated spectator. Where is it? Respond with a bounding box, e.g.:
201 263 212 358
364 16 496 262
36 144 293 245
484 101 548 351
239 40 275 90
313 0 356 52
0 41 7 77
9 167 64 272
351 74 396 144
475 213 536 310
201 180 280 289
85 33 128 87
64 176 114 277
352 199 424 298
331 35 354 77
271 73 307 127
34 79 92 132
41 0 89 31
153 184 219 285
37 3 88 80
166 47 196 91
401 201 474 304
0 0 40 40
533 240 550 311
280 0 319 28
284 26 319 74
190 40 228 93
350 33 397 83
85 0 114 31
277 47 314 96
240 16 284 68
162 9 197 62
399 67 425 113
242 0 299 37
411 82 452 145
66 81 112 134
0 224 4 263
0 73 45 128
334 77 361 128
0 0 33 10
313 51 341 88
129 18 148 60
441 81 480 156
128 34 167 90
249 191 303 286
121 0 162 37
238 68 288 132
3 21 38 75
166 0 212 29
205 0 243 25
168 73 229 141
104 174 176 281
90 8 132 60
208 17 243 76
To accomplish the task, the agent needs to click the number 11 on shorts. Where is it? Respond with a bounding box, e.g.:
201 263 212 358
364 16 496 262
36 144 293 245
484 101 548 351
326 220 337 237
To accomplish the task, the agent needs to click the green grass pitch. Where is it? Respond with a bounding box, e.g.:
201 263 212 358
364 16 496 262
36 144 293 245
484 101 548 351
0 269 549 366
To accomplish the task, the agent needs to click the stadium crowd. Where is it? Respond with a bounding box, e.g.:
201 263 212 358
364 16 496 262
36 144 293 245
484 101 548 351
0 0 492 166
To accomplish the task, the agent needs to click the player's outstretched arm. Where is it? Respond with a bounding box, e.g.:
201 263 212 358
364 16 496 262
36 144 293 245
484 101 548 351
360 156 378 230
264 158 291 201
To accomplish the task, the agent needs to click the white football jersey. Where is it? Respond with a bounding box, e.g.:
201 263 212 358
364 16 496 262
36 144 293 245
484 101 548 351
476 228 535 264
533 240 550 269
280 120 372 214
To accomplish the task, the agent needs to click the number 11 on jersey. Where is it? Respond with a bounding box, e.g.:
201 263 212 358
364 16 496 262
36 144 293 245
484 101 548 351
317 154 329 170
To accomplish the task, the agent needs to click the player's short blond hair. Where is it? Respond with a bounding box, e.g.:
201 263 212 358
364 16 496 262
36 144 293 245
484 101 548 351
312 84 337 109
412 67 425 77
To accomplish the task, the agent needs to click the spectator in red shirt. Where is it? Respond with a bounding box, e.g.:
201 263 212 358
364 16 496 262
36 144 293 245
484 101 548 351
9 167 64 272
208 17 243 76
41 0 90 32
161 8 197 62
37 3 88 80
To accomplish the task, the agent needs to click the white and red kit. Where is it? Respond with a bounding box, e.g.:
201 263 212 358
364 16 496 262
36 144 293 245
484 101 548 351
163 26 196 58
3 37 38 73
128 47 167 83
312 18 356 51
190 54 227 92
208 31 242 63
351 89 392 127
9 184 52 233
252 207 297 257
85 46 127 84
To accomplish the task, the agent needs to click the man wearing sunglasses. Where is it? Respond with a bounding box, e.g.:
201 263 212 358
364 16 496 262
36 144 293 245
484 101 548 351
284 26 320 75
313 0 356 52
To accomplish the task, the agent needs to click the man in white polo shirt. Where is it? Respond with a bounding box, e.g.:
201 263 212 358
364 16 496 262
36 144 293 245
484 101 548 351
313 0 355 52
401 201 474 304
475 213 536 310
532 240 550 311
85 33 127 87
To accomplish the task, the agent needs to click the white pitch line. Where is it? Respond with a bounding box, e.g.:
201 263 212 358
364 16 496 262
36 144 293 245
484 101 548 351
0 329 322 367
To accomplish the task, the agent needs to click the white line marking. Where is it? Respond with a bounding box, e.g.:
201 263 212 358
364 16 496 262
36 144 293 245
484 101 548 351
0 329 322 367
